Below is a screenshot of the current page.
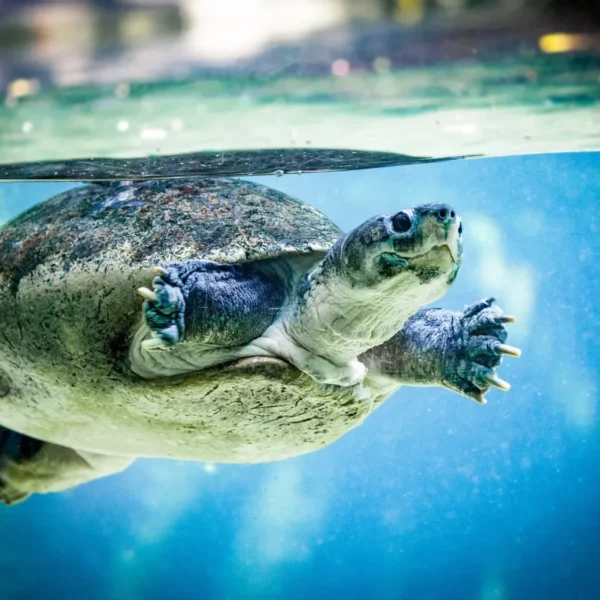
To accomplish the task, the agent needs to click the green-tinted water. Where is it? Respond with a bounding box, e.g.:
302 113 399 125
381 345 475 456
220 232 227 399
2 56 599 179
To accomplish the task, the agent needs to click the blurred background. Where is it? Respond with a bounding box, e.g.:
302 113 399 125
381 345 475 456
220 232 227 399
1 0 600 90
1 0 600 166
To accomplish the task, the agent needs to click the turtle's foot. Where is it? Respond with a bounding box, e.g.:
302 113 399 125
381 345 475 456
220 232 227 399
138 267 186 350
0 477 30 506
0 426 42 506
448 297 521 404
254 326 367 387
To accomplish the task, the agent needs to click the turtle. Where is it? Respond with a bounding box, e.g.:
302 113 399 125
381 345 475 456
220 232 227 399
0 177 520 505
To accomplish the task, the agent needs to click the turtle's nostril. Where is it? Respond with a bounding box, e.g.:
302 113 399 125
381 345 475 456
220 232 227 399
435 205 456 224
458 222 463 235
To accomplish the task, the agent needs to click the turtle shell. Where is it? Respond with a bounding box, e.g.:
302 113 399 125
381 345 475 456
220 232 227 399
0 177 341 293
0 177 355 460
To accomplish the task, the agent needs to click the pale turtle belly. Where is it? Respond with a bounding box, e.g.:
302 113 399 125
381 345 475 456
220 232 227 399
0 358 394 463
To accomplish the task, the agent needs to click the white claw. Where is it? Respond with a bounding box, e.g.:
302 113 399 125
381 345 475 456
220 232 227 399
138 287 157 302
153 266 169 276
486 373 511 391
498 344 522 358
141 337 170 352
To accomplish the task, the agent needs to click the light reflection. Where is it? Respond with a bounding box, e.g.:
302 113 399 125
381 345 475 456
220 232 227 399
373 56 392 73
396 0 425 25
6 78 40 99
180 0 347 64
331 58 351 77
539 33 595 54
444 123 477 134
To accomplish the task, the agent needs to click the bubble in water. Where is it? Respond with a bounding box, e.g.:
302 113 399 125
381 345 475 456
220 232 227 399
331 58 350 77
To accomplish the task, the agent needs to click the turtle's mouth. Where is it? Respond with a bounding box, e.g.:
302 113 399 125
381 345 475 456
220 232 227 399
391 244 459 265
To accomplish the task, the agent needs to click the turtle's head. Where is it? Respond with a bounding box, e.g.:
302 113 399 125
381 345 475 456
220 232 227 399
338 203 463 291
291 203 463 361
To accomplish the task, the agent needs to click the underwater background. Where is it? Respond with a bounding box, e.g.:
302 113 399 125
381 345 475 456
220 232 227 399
0 151 598 599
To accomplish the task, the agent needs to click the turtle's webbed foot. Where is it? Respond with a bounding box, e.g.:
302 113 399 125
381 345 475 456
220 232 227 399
138 266 186 350
449 297 521 404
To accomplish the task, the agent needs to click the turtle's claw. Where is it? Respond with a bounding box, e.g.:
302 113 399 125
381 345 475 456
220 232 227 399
485 373 511 391
137 287 157 302
498 315 517 324
139 269 186 346
497 343 521 358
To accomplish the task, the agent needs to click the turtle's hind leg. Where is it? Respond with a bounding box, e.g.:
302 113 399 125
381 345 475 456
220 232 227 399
0 426 43 505
0 426 134 505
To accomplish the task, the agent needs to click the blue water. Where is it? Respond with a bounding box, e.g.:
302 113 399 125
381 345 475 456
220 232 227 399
1 152 599 599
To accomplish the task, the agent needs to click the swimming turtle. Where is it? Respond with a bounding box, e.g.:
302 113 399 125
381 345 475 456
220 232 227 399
0 177 520 504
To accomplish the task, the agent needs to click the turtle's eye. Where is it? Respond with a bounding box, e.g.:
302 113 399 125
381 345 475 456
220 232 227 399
392 212 411 233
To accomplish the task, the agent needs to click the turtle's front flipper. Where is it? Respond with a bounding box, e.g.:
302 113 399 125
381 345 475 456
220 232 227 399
137 261 285 350
130 260 288 378
363 298 521 404
0 427 134 505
